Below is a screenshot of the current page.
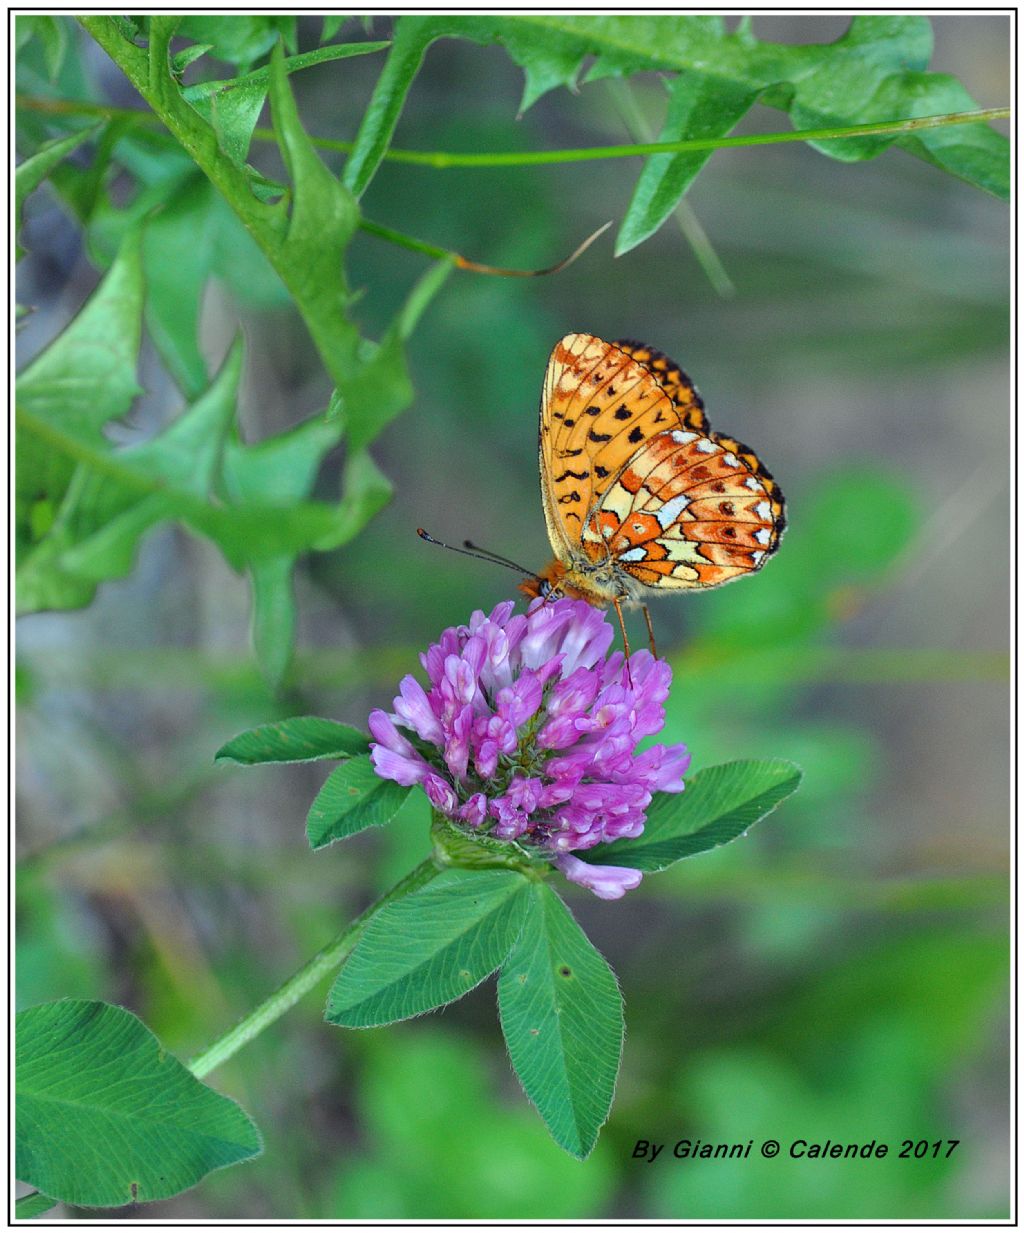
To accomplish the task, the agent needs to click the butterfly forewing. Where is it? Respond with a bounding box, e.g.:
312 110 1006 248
612 338 709 435
540 334 683 561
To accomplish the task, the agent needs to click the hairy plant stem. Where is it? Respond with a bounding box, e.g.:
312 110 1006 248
186 857 440 1079
18 92 1009 168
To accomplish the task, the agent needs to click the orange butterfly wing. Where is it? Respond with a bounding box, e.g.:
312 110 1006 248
611 338 710 435
538 333 785 597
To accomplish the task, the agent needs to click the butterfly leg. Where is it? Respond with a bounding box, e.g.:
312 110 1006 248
642 604 658 658
612 596 634 687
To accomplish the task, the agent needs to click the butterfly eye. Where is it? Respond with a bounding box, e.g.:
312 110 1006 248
538 579 552 597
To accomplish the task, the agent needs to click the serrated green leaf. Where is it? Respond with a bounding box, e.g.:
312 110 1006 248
216 716 370 765
16 338 241 611
342 15 543 197
340 257 454 454
16 227 144 440
217 412 341 682
346 14 1006 224
586 759 803 872
17 171 427 650
616 75 759 255
268 41 361 390
15 228 144 579
17 333 365 666
306 755 410 849
498 882 623 1159
170 42 213 74
56 155 213 397
16 1000 261 1207
139 176 216 396
108 15 143 44
182 41 389 167
312 449 393 552
16 125 99 258
175 15 294 67
15 308 378 682
326 869 531 1027
341 17 440 197
877 70 1010 200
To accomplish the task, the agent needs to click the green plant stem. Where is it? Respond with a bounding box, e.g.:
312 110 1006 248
336 107 1012 165
358 217 449 261
187 857 440 1079
17 92 1009 168
14 93 594 275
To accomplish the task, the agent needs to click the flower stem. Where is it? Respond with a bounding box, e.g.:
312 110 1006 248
186 857 439 1079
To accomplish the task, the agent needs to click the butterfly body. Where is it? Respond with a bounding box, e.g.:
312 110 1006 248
520 555 631 606
521 334 785 613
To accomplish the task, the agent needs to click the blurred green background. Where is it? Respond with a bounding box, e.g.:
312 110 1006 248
16 14 1009 1220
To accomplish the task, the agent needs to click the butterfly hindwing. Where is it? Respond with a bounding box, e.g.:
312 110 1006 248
578 428 779 589
710 429 786 542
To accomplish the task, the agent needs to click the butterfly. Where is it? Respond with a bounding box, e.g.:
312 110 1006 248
518 333 786 653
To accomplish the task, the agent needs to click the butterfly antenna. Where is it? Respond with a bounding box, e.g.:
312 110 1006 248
462 540 536 575
417 529 533 579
